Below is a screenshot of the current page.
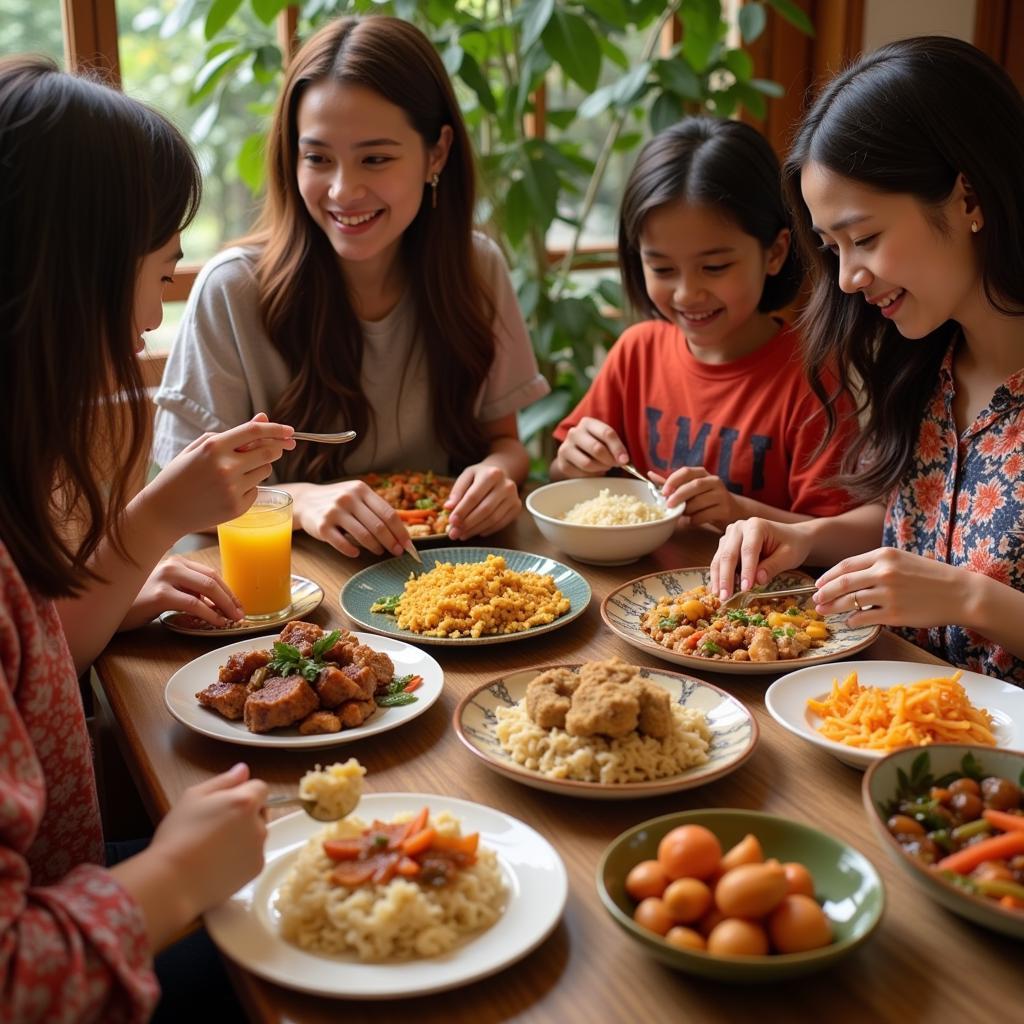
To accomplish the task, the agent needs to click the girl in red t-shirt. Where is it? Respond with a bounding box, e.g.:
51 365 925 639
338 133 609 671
552 117 856 526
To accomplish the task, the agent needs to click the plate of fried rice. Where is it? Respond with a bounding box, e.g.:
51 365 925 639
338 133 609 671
340 547 591 646
204 793 568 999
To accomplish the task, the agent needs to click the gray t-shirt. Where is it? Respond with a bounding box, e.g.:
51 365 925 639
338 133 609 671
153 233 549 479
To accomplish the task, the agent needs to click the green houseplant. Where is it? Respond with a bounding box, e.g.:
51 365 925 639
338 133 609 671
177 0 811 470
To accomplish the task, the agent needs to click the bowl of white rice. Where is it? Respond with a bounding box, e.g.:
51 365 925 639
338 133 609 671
526 478 684 565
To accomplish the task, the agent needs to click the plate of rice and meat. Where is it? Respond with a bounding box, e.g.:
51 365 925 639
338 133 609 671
361 470 455 541
340 547 591 646
164 620 443 748
454 657 758 799
601 568 880 675
205 792 568 999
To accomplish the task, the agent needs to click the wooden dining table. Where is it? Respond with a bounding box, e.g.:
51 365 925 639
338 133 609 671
93 512 1018 1024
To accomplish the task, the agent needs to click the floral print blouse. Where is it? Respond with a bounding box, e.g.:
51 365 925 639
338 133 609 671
0 539 158 1022
883 341 1024 684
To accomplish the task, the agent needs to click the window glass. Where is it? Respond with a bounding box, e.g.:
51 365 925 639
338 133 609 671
117 0 268 262
0 0 65 64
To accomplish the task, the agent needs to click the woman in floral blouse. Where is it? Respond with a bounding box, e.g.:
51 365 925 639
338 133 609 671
0 57 294 1021
709 36 1024 685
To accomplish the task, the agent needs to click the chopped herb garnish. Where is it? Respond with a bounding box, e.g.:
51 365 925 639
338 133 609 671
376 692 419 707
702 640 723 655
266 629 342 683
785 607 801 616
658 617 680 631
370 593 403 614
748 614 767 627
785 626 797 637
726 610 750 623
771 627 783 638
414 497 436 510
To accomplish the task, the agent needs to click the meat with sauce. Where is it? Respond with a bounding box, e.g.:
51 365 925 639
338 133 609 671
525 667 580 729
217 648 271 685
195 680 248 720
243 675 319 733
297 709 343 735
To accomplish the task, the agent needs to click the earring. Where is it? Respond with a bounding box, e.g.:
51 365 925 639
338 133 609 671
971 220 980 233
431 172 439 209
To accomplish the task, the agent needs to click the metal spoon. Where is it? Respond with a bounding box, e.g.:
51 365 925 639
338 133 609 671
265 793 345 821
292 430 358 444
719 583 819 612
621 462 668 507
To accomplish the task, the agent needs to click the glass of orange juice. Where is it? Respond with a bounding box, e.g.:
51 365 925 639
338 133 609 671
217 487 294 619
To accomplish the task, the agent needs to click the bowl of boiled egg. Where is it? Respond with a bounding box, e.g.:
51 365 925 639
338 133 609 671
597 808 884 981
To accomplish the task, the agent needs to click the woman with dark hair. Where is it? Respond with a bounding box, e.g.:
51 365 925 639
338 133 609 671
153 15 548 557
0 55 293 1020
551 117 856 528
710 36 1024 683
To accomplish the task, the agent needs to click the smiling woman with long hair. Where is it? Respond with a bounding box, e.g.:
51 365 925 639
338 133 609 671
153 16 549 559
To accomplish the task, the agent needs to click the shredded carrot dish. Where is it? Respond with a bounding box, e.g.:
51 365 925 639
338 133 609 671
807 672 997 751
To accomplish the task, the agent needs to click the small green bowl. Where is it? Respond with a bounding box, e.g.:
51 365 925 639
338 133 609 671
862 743 1024 940
597 808 885 981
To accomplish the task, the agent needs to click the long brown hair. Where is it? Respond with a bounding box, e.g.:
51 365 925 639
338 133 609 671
246 16 495 480
0 56 201 598
784 37 1024 502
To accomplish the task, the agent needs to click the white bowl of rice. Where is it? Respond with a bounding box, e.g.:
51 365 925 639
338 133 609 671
526 478 683 566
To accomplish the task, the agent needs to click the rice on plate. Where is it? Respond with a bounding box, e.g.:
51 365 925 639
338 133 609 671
495 657 711 784
276 809 506 961
562 488 665 526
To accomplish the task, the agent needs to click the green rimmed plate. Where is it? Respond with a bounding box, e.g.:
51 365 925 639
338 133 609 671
340 547 591 646
598 808 885 981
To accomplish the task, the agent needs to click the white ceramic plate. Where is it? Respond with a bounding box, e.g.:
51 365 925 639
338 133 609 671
601 567 880 675
454 664 758 799
164 631 443 748
159 574 324 638
205 794 568 999
766 659 1024 769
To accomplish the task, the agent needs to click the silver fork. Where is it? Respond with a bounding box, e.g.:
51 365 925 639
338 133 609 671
292 429 358 444
621 463 668 507
719 583 818 612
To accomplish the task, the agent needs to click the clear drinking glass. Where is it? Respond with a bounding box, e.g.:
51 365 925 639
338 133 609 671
217 487 294 619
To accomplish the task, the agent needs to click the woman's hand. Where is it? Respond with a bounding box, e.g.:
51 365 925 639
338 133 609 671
147 763 268 920
146 413 295 537
709 517 814 598
552 417 629 477
650 467 738 527
119 556 244 631
292 479 411 557
445 463 520 540
813 547 966 628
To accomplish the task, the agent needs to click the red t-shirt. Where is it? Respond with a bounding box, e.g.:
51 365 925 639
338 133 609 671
554 320 856 516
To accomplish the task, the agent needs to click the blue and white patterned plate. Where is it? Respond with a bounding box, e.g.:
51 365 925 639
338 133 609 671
340 547 591 647
453 663 758 799
601 568 880 675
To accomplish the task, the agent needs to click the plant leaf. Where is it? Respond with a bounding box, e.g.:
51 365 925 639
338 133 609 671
518 390 573 442
520 0 555 52
457 50 497 113
542 9 601 92
765 0 815 36
650 91 683 134
253 0 290 24
205 0 243 40
656 58 703 101
238 131 267 194
738 2 767 43
190 47 244 103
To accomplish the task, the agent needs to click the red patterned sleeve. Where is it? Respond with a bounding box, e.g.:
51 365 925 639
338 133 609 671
0 574 159 1023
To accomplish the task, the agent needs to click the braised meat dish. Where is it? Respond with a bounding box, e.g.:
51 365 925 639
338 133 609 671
195 620 394 735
